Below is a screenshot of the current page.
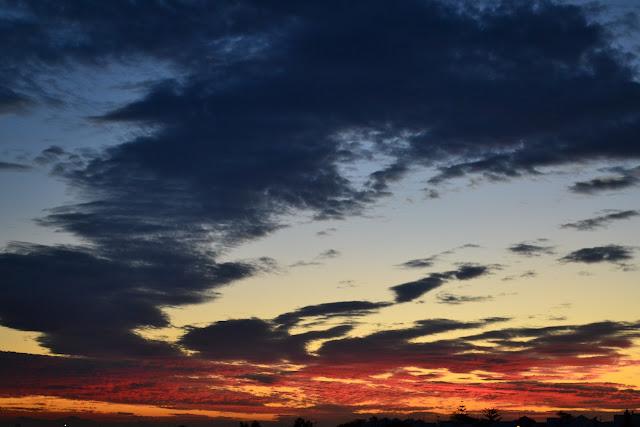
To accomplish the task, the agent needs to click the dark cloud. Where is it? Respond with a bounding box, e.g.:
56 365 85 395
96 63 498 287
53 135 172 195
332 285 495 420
508 242 555 256
0 350 299 410
0 161 31 171
314 318 640 378
237 373 281 385
391 275 449 304
0 1 277 107
364 162 409 197
318 317 509 364
391 264 491 303
180 318 351 363
453 264 490 280
274 300 391 329
569 166 640 194
0 242 262 357
570 175 638 193
561 209 639 231
397 257 436 269
84 0 640 199
560 245 634 264
463 321 640 356
6 0 640 238
436 293 493 305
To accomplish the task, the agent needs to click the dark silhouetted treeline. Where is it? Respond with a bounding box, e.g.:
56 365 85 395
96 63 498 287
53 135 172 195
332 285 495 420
234 409 640 427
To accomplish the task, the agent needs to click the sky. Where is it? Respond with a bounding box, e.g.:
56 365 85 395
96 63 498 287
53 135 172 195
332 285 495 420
1 0 640 424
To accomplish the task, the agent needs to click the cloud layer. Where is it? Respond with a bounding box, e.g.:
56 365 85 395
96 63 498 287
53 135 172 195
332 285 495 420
0 3 639 415
6 317 640 418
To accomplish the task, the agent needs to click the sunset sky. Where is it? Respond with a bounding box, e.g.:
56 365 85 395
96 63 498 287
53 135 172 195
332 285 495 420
1 0 640 424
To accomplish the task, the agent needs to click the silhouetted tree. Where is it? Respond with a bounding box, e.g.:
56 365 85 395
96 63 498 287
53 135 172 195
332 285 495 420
515 416 537 427
557 412 574 425
482 408 501 424
251 421 262 427
337 419 366 427
453 404 467 417
623 410 633 427
293 417 314 427
451 404 477 424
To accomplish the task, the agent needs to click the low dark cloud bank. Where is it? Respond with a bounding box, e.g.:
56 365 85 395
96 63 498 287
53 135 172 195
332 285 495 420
4 318 640 412
314 318 640 376
0 242 262 357
1 0 640 358
180 318 351 363
316 317 511 366
460 320 640 363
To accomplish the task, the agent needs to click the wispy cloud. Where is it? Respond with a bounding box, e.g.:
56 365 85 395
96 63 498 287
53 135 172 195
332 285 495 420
561 210 639 231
